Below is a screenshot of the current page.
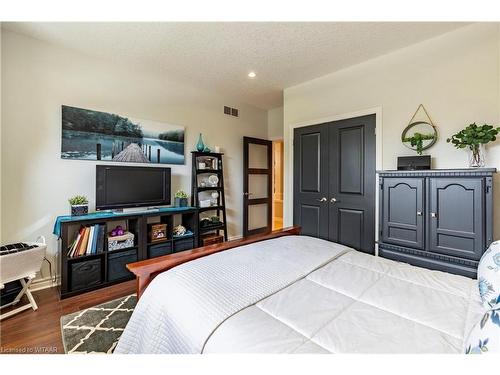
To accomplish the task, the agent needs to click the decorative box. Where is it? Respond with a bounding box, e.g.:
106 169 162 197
149 223 168 243
201 233 224 246
200 199 212 208
107 231 134 251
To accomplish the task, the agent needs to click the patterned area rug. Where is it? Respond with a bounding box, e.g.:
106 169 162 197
60 294 137 354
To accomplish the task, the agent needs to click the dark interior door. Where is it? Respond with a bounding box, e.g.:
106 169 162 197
293 124 329 239
328 115 376 253
382 178 424 249
428 178 485 260
293 115 376 251
243 137 272 237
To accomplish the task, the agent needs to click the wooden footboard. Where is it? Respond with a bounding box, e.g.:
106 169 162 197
127 226 301 298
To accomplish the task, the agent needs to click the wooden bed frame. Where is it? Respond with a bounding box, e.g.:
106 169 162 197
127 226 301 298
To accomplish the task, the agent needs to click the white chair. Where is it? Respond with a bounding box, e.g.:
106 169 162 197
0 237 47 320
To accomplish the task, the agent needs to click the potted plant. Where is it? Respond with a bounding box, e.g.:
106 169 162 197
68 195 89 216
174 190 188 207
447 123 500 167
402 132 436 155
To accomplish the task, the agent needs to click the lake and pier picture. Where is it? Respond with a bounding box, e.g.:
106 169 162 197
61 105 185 164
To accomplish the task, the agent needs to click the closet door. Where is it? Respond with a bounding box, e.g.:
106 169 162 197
293 124 329 239
328 115 376 253
382 178 424 249
428 178 485 260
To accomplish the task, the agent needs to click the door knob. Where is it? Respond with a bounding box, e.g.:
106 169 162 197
330 197 338 203
416 211 422 216
317 197 327 202
431 212 437 218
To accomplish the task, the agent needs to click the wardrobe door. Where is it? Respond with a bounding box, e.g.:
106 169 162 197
293 124 329 239
328 115 376 253
382 178 424 249
428 178 485 260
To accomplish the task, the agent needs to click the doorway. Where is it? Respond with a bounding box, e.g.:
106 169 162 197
243 137 273 236
272 140 284 230
242 137 284 237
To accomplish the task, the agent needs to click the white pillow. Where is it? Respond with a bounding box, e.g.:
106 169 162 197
465 306 500 354
478 241 500 309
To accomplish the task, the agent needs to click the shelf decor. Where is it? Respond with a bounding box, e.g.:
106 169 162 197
174 190 188 207
149 223 168 243
196 133 205 152
108 232 134 251
68 195 89 216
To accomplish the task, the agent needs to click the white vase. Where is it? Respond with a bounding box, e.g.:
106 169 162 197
468 144 485 168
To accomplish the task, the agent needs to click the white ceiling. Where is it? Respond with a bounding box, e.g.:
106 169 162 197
4 22 469 109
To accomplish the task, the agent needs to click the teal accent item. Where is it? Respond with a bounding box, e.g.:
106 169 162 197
203 145 211 152
196 133 205 152
53 206 196 238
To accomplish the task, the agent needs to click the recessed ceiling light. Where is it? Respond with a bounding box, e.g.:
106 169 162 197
248 72 256 78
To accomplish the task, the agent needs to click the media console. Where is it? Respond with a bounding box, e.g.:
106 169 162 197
54 207 198 299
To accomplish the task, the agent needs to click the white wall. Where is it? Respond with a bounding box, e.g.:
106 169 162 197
0 24 3 244
284 23 500 240
1 30 268 285
267 106 284 140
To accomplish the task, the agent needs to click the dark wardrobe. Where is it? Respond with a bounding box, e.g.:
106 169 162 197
378 168 495 278
293 115 376 254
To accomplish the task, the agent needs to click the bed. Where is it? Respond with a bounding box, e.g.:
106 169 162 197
115 228 484 354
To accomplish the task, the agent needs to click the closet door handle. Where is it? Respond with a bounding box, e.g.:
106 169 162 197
431 212 437 218
317 197 327 202
416 211 422 216
330 197 338 203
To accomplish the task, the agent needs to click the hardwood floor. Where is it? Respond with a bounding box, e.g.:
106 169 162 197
0 280 135 354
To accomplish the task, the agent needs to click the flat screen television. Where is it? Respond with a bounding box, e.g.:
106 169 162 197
96 165 171 210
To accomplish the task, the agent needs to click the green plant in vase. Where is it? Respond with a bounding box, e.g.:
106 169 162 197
402 132 435 155
447 123 500 167
68 195 89 216
174 190 188 207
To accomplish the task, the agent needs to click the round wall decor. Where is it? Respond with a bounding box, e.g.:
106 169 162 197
401 104 438 155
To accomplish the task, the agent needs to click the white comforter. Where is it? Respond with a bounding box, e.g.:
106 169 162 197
115 236 484 354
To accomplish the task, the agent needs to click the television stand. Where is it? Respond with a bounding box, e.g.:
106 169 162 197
54 206 198 299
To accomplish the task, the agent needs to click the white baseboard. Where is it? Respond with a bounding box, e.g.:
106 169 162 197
30 276 59 291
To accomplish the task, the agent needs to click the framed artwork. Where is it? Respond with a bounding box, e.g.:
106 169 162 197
61 105 185 164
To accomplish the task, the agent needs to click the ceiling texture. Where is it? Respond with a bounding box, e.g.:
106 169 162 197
4 22 469 109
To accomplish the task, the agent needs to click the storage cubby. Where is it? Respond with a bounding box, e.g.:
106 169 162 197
57 207 198 298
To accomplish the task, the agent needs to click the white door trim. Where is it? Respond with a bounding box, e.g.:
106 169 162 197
284 106 383 254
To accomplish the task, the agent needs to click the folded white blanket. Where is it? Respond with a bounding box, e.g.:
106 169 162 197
115 236 350 354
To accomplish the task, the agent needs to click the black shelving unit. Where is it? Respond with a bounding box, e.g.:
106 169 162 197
58 207 198 299
191 151 228 246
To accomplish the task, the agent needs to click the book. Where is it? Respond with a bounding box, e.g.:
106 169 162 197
96 225 105 253
86 226 95 255
91 224 99 254
78 227 90 256
69 227 84 258
67 236 78 257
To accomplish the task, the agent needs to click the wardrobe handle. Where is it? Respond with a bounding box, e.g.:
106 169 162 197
416 211 422 216
431 212 437 218
317 197 327 202
330 197 338 203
